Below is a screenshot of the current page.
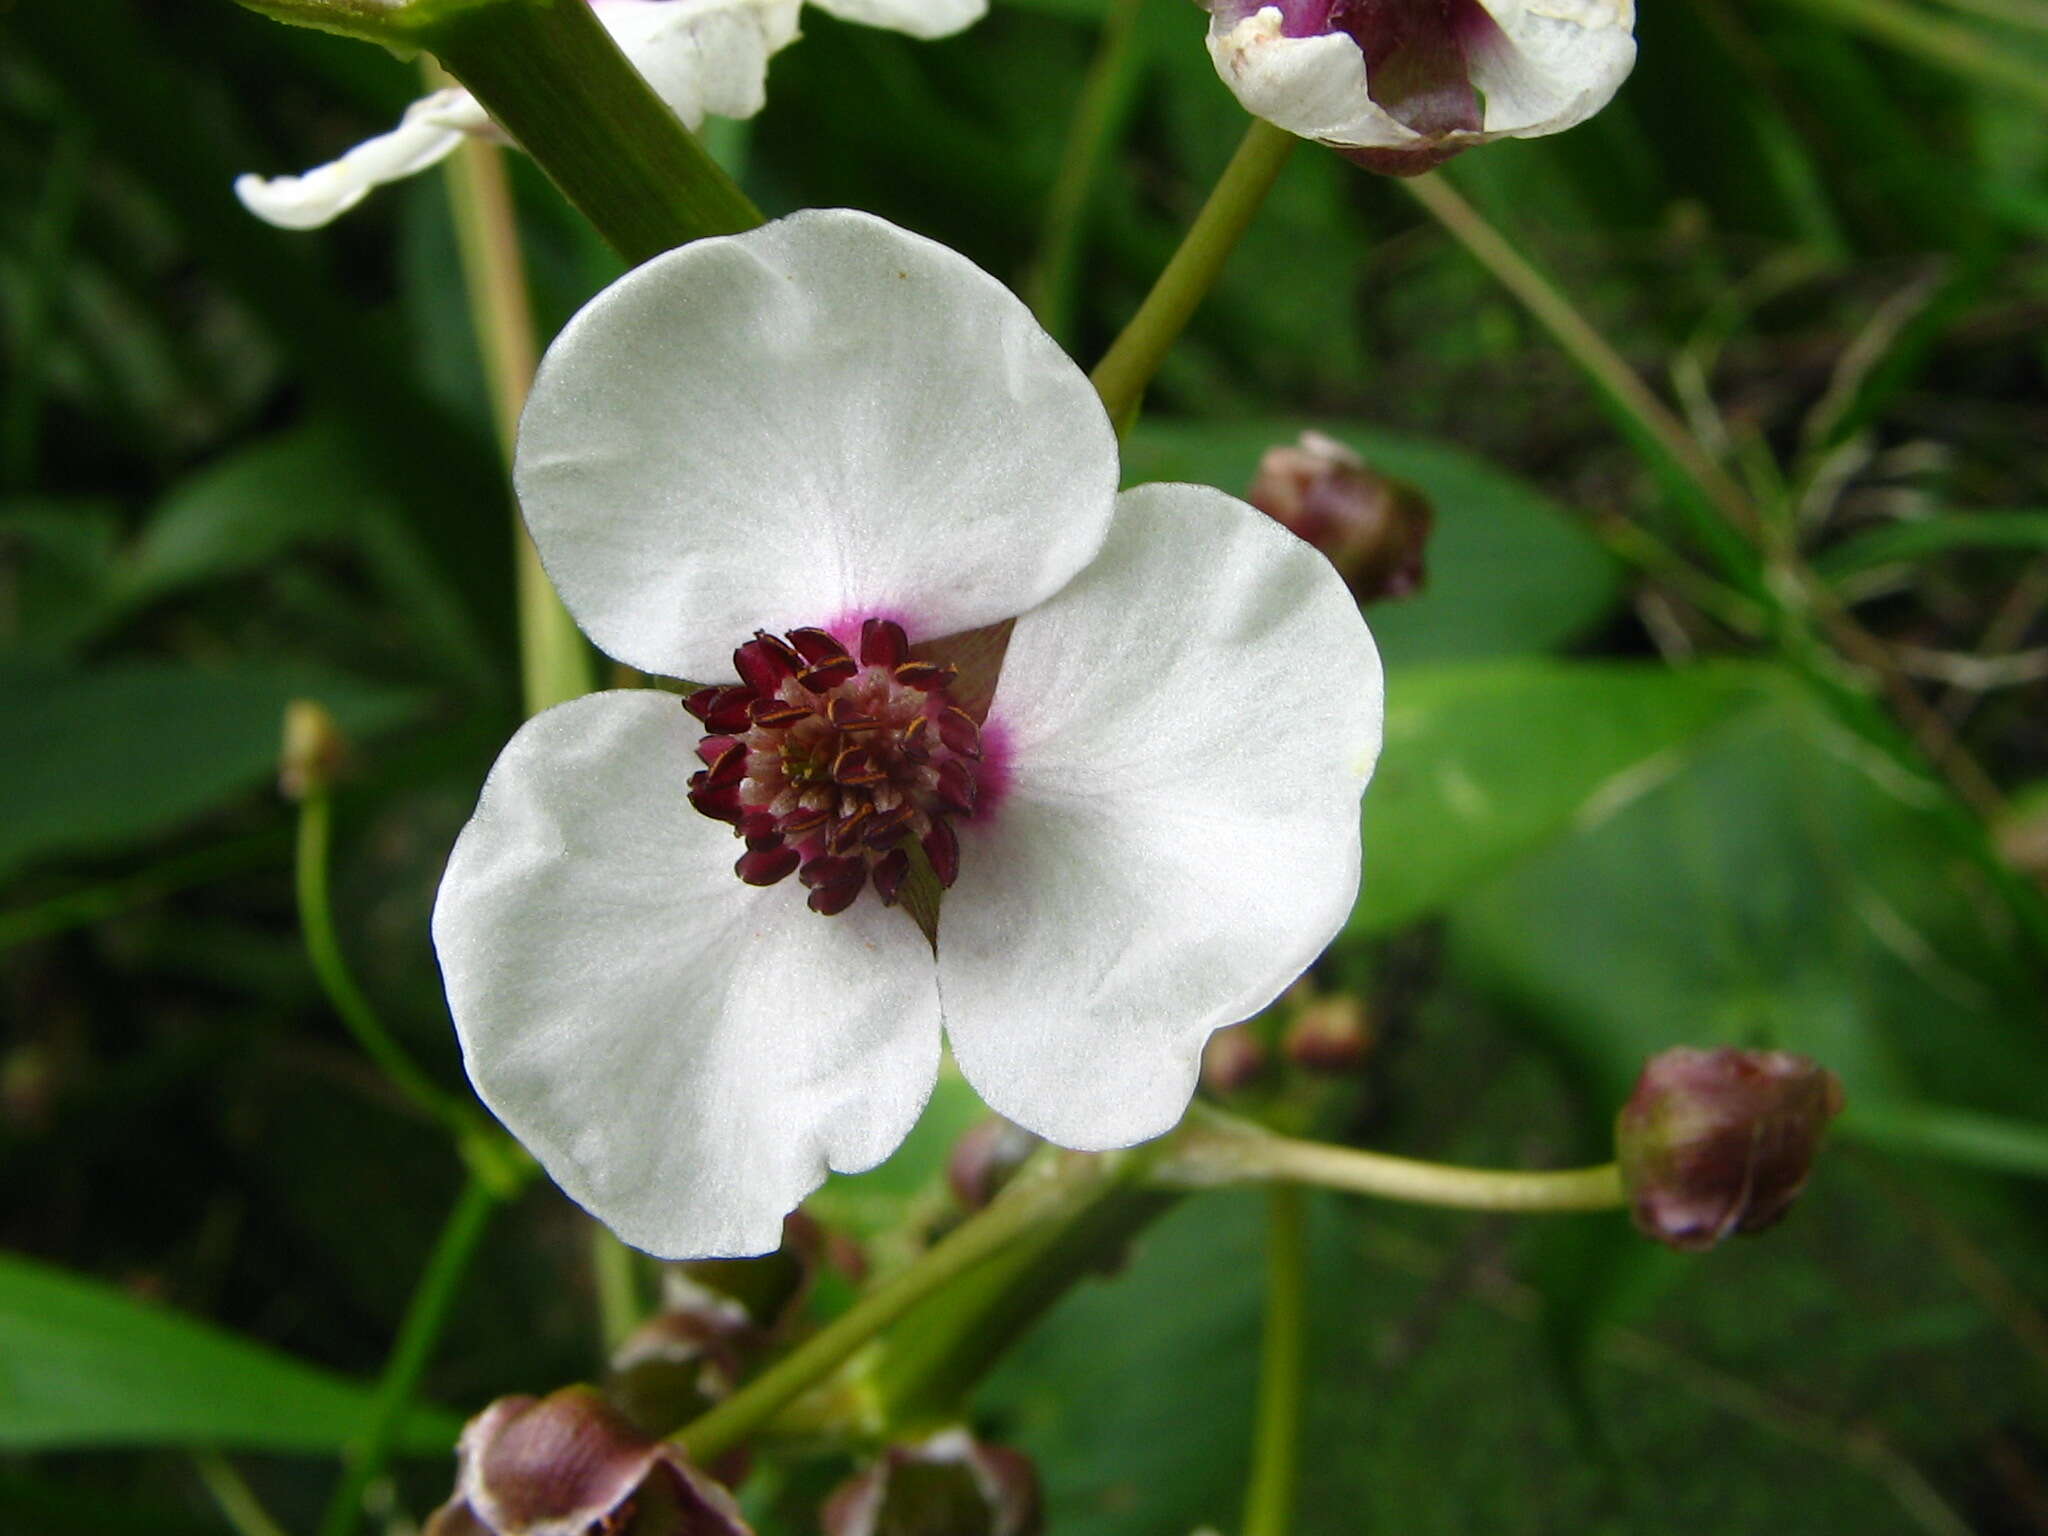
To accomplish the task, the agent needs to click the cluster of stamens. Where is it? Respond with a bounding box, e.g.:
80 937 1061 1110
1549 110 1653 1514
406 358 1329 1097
684 618 983 916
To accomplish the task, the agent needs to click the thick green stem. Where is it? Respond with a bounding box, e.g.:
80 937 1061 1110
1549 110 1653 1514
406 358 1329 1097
1241 1186 1306 1536
1026 0 1151 342
675 1150 1143 1462
1159 1111 1625 1213
1090 118 1296 434
319 1174 504 1536
426 0 762 263
435 81 594 714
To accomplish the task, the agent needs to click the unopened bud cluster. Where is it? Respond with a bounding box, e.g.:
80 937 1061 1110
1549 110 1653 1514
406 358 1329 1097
1246 432 1432 604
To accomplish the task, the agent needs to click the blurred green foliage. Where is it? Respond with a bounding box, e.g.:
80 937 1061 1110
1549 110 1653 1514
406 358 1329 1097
2 0 2046 1530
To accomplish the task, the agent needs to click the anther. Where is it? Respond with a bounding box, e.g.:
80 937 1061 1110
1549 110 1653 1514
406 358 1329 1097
860 619 909 669
683 686 753 733
735 845 800 886
936 759 977 815
824 696 881 732
937 706 983 760
749 698 811 728
872 848 910 906
800 657 860 691
787 628 853 667
734 635 797 694
831 746 885 786
923 821 960 888
893 661 955 691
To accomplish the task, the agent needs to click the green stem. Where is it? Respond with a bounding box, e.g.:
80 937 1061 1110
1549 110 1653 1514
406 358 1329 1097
1158 1111 1625 1213
2 117 87 492
1403 172 1762 585
1090 118 1296 434
1782 0 2048 106
296 792 476 1140
1026 0 1151 342
1241 1186 1306 1536
675 1149 1137 1462
319 1174 503 1536
591 1224 645 1350
192 1453 292 1536
435 78 594 715
1842 1102 2048 1182
426 0 763 264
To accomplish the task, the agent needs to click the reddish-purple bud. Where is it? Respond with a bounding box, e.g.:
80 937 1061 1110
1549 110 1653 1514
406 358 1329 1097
1246 431 1434 604
606 1292 756 1436
1201 1023 1267 1095
946 1116 1041 1212
422 1386 750 1536
821 1430 1039 1536
1282 994 1374 1075
1616 1047 1845 1253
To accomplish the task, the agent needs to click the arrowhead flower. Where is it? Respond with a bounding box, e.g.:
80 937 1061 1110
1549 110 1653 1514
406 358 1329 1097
234 0 982 229
431 209 1383 1259
1205 0 1637 175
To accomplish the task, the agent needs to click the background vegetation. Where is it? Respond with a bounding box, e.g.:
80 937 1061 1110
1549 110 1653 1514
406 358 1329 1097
3 0 2047 1529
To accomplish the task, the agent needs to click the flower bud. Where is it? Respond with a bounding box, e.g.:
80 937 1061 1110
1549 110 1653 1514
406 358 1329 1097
946 1116 1041 1212
1281 993 1374 1075
1201 1023 1267 1096
424 1386 751 1536
278 698 349 801
1245 432 1432 604
606 1289 755 1435
1616 1047 1845 1253
821 1429 1039 1536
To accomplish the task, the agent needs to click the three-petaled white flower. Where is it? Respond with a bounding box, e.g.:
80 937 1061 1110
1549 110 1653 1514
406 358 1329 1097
431 210 1383 1258
1206 0 1636 175
235 0 981 229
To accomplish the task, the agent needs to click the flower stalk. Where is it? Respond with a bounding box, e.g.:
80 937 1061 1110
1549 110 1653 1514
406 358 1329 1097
1241 1185 1306 1536
1157 1107 1626 1213
1089 118 1296 433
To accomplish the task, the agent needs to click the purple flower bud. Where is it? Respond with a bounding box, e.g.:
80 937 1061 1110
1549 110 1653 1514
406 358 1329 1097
606 1290 757 1435
821 1429 1040 1536
1245 432 1433 604
423 1386 751 1536
947 1116 1042 1212
1615 1047 1845 1253
1201 1023 1268 1096
1281 993 1374 1075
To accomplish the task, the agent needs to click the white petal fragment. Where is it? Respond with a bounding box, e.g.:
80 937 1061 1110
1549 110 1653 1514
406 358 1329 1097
433 691 943 1258
233 88 491 231
1206 0 1635 152
807 0 985 41
515 209 1118 681
939 484 1384 1150
593 0 804 129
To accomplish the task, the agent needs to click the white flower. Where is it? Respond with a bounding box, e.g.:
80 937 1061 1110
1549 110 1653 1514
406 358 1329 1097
431 210 1383 1259
1206 0 1636 174
234 0 981 229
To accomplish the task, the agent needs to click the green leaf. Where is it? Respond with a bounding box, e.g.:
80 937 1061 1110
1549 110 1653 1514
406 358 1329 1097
1352 660 1764 936
0 1250 460 1452
1122 420 1622 665
1814 510 2048 578
0 659 424 881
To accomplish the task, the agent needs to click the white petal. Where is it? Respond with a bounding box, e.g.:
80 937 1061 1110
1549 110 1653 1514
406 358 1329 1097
807 0 985 41
433 690 942 1258
233 88 490 230
1204 0 1634 151
515 209 1118 681
1205 11 1420 151
938 484 1383 1150
593 0 804 129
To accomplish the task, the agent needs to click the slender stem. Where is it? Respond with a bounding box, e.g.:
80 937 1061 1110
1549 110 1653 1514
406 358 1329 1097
319 1174 503 1536
1090 118 1296 434
192 1453 292 1536
1403 173 1761 579
1026 0 1151 341
676 1150 1130 1462
425 0 763 265
1781 0 2048 106
591 1224 645 1351
435 74 594 715
1242 1186 1306 1536
1158 1112 1625 1213
296 792 475 1138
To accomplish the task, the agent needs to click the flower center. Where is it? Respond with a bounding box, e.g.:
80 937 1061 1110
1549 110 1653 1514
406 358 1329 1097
1325 0 1495 137
683 619 980 916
